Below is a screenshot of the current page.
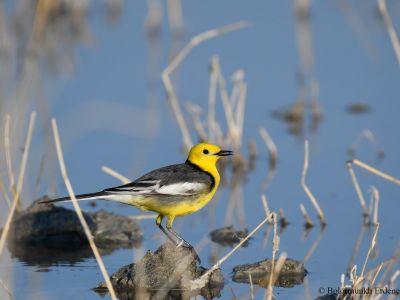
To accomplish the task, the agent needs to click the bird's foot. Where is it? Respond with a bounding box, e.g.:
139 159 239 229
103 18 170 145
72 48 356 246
176 242 201 264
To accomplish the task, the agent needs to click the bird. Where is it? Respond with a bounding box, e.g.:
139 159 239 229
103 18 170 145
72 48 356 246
41 143 232 253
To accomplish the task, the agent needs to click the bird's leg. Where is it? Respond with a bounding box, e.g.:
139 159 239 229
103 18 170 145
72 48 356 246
166 217 201 264
156 214 176 244
167 225 192 248
165 216 192 248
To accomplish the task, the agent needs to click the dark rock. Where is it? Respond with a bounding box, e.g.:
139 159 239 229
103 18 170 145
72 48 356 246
7 197 142 265
232 258 307 288
91 210 142 248
210 225 249 247
94 243 224 300
314 294 340 300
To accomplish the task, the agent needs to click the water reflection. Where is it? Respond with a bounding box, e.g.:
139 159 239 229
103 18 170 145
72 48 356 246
6 199 142 267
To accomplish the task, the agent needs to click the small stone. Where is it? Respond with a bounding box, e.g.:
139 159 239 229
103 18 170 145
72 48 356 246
94 243 224 299
232 258 307 288
210 226 249 247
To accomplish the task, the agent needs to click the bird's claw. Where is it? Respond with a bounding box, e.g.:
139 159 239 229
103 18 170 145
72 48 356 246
176 242 201 264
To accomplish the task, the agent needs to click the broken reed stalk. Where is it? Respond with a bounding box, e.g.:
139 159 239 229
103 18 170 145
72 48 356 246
166 0 184 36
249 273 254 299
0 112 36 257
215 57 239 148
299 203 314 228
208 55 218 142
370 262 384 289
192 213 272 290
358 223 379 285
162 21 248 150
350 159 400 185
294 0 314 75
266 252 287 300
0 279 14 300
378 0 400 65
346 161 369 217
301 140 326 225
51 119 117 300
371 248 400 287
186 103 207 141
369 186 379 225
4 115 15 191
0 180 11 208
261 194 271 218
259 127 278 168
387 272 400 300
265 212 278 300
101 165 130 184
234 72 247 144
347 224 366 276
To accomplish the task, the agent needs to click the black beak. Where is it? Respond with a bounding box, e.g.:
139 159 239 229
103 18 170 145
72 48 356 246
215 150 233 156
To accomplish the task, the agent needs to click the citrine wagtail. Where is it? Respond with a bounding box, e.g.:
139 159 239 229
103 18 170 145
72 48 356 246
41 143 232 251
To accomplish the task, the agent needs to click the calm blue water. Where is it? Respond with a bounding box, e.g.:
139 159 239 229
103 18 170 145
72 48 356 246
2 1 400 299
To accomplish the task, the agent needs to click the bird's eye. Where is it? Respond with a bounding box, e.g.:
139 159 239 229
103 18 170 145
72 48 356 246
203 149 209 154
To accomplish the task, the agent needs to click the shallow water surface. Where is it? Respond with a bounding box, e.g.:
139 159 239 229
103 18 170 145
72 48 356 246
1 1 400 299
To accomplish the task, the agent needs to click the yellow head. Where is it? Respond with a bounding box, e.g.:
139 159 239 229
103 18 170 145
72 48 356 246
187 143 232 171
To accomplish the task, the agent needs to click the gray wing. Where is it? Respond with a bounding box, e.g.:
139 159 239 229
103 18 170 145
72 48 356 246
104 163 214 196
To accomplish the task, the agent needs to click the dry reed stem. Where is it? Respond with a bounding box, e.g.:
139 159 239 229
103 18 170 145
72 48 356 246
359 223 379 284
301 140 326 225
144 0 162 35
216 58 239 148
249 273 254 299
191 213 272 290
261 194 271 218
101 165 130 184
166 0 184 35
259 127 278 167
350 159 400 185
370 263 384 289
0 179 11 207
369 186 379 225
0 279 14 300
378 0 400 64
208 56 218 142
367 248 400 287
0 112 36 257
265 212 278 300
186 102 207 141
162 21 248 150
340 273 345 292
346 161 369 217
294 0 314 75
232 70 247 145
272 253 287 284
299 203 314 227
347 224 367 276
4 115 15 191
51 119 117 300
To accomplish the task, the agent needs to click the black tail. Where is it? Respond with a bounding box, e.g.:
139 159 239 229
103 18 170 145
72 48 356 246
39 191 108 204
